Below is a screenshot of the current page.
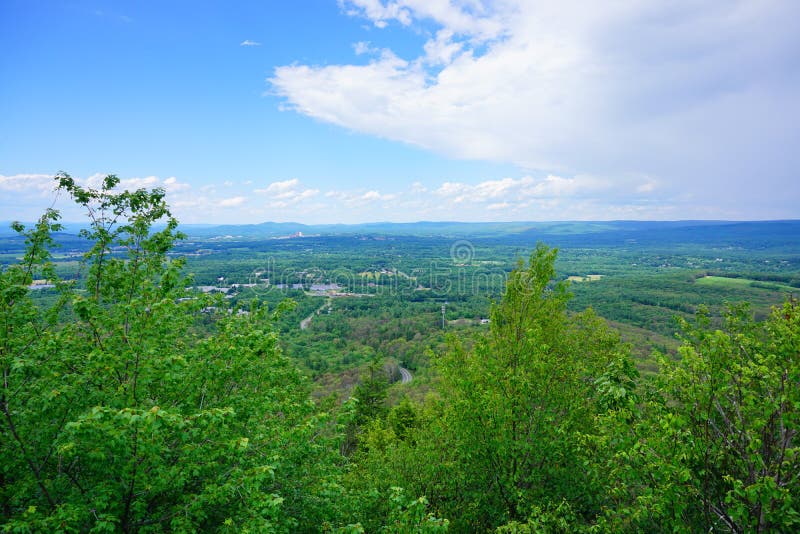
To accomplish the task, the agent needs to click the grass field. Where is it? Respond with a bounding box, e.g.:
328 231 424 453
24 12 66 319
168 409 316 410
567 274 604 282
696 275 797 293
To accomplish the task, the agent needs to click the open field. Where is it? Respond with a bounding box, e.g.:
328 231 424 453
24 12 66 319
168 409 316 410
696 275 798 293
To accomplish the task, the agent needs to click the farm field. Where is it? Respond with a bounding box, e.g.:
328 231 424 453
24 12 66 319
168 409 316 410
695 274 798 293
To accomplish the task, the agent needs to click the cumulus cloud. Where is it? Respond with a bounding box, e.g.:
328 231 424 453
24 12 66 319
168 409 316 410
82 174 192 195
325 188 396 207
219 196 247 208
423 29 463 66
272 0 800 216
0 174 56 194
353 41 375 55
254 178 320 207
240 39 261 46
255 178 300 196
410 181 427 193
163 176 190 192
0 173 198 222
3 168 768 225
0 173 189 208
361 190 382 200
341 0 505 39
433 175 605 205
341 0 413 28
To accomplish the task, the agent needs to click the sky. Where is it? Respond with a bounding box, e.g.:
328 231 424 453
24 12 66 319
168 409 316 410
1 0 799 224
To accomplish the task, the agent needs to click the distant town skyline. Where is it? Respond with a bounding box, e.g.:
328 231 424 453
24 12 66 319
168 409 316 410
2 1 799 224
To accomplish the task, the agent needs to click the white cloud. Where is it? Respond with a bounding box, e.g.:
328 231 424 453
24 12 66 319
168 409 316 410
0 173 198 223
353 41 375 55
255 178 299 195
433 175 605 205
0 174 56 194
341 0 504 40
273 1 800 215
325 188 395 207
6 169 790 225
423 29 463 66
84 174 190 194
341 0 413 28
120 176 160 189
84 173 111 188
240 39 261 47
219 196 247 208
163 176 190 192
0 172 284 223
254 178 320 207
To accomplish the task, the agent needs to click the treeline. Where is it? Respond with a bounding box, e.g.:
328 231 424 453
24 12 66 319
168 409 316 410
2 176 799 532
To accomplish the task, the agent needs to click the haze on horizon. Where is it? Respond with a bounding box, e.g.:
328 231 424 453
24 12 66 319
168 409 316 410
2 1 799 225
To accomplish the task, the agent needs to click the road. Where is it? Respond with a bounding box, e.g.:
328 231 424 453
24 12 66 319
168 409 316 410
300 298 331 330
398 366 412 384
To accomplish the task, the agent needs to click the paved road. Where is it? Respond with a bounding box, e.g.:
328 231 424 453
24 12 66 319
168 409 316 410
398 366 412 384
300 298 331 330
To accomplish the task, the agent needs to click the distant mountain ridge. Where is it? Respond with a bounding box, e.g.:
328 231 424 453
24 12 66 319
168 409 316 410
500 220 800 249
179 219 800 240
183 220 540 238
2 220 799 250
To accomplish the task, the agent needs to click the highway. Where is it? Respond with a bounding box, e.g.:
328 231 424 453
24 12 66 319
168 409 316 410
398 366 412 384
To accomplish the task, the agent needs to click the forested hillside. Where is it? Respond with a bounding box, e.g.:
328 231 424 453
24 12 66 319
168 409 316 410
3 176 799 532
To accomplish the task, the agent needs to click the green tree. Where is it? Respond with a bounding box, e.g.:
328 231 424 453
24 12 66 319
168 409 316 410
339 358 390 457
1 174 343 531
605 302 800 532
353 358 390 426
347 244 635 531
433 244 633 529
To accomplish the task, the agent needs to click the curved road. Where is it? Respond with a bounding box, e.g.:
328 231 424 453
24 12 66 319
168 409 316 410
398 366 412 384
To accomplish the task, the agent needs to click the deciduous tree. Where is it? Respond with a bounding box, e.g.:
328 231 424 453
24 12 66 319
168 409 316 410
1 174 343 531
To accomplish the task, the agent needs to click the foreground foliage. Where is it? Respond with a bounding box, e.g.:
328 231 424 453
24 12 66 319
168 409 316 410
602 301 800 532
1 175 343 531
348 245 639 531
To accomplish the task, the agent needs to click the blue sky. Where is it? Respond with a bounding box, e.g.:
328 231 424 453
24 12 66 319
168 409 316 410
2 0 799 224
